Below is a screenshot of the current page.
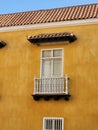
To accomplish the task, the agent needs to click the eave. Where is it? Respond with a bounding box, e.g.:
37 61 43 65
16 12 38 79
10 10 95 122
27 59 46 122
0 41 6 48
27 32 77 45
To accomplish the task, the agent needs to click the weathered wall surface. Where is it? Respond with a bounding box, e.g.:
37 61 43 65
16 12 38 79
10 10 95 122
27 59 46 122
0 24 98 130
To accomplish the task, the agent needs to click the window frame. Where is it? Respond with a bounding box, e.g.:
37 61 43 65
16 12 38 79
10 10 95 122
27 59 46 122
43 117 64 130
40 48 64 78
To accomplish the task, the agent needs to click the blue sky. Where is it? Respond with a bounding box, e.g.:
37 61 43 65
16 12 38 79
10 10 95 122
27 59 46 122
0 0 98 14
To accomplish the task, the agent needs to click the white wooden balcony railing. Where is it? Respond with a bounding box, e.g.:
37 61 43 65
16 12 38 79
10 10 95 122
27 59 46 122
34 75 69 95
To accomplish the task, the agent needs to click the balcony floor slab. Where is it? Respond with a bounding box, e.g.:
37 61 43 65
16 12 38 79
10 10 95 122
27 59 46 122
32 94 71 101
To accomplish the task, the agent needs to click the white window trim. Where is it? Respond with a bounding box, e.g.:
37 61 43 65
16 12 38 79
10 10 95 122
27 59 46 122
40 48 64 78
43 117 64 130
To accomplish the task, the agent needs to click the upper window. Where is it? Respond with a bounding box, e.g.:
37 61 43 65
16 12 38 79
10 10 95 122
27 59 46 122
43 117 64 130
41 49 64 77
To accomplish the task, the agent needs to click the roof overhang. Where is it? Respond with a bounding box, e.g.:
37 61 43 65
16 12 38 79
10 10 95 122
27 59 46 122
27 32 77 45
0 41 6 48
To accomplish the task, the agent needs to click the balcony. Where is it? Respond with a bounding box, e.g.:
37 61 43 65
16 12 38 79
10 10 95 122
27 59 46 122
32 75 71 101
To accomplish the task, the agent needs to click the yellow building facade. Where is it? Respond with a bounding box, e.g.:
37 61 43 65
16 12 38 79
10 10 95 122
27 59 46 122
0 3 98 130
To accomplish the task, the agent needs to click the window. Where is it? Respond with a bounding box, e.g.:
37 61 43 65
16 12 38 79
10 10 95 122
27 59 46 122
43 117 64 130
41 49 63 77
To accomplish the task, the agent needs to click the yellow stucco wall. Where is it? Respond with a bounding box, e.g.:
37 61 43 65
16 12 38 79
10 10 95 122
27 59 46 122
0 24 98 130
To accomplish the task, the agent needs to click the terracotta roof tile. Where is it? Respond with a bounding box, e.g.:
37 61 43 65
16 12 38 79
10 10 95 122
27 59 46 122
30 32 71 39
0 3 98 27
